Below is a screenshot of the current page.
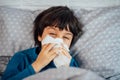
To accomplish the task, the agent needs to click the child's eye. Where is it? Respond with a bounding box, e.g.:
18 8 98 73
63 36 70 40
49 33 56 35
49 33 57 37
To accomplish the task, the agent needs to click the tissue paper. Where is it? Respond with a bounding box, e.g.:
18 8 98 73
41 35 71 67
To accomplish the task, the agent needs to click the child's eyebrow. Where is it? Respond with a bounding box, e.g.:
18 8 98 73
65 32 73 36
47 26 73 36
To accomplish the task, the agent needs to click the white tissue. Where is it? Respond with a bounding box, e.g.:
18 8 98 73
41 35 71 68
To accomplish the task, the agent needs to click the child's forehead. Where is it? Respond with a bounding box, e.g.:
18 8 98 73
45 25 70 31
45 26 73 35
46 25 70 31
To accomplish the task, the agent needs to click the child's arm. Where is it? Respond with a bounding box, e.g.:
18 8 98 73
2 53 35 80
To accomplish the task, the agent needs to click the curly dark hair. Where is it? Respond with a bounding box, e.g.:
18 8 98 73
33 6 83 47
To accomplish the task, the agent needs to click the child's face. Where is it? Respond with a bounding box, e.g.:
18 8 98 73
38 26 73 48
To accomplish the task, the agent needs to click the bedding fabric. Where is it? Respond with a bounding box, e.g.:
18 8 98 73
0 7 35 56
24 67 105 80
71 6 120 80
0 6 35 79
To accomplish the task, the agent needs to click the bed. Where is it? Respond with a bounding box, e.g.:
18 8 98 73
0 1 120 80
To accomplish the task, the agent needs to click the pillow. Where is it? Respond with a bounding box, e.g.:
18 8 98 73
71 6 120 80
0 7 36 76
0 56 11 76
0 7 35 56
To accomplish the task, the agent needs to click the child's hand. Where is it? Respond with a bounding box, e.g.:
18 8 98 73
32 43 58 73
60 48 72 66
59 47 72 59
53 47 72 67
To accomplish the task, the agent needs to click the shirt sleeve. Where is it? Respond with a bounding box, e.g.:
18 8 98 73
1 53 36 80
70 58 79 67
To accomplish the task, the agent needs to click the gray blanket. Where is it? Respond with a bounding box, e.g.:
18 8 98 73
24 67 105 80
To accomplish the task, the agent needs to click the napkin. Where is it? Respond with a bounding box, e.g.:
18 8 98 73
41 35 71 68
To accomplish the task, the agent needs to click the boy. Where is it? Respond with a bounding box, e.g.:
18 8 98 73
2 6 82 80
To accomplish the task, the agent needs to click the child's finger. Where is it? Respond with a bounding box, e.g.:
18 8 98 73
60 48 71 59
42 43 56 53
49 53 58 61
49 48 59 56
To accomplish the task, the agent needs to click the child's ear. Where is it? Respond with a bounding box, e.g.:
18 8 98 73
38 36 42 41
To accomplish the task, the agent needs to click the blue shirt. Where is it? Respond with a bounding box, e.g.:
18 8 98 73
2 47 79 80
